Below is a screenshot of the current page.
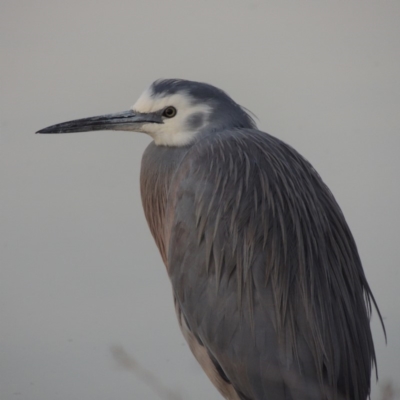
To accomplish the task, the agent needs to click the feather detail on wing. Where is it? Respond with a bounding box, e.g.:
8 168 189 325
164 129 384 400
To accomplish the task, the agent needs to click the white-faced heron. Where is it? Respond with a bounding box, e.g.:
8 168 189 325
37 79 385 400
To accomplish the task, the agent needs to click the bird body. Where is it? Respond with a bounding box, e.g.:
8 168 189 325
37 79 384 400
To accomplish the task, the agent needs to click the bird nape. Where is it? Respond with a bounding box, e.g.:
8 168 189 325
37 78 385 400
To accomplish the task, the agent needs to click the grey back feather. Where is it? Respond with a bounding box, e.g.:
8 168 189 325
160 128 384 400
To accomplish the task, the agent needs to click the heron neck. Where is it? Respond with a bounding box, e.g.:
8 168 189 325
140 142 190 265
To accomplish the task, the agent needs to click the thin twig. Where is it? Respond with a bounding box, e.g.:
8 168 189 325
110 345 183 400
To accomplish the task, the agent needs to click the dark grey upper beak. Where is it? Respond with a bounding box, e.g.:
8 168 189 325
36 110 162 134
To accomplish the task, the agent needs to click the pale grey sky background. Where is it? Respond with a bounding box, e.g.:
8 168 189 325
1 1 399 399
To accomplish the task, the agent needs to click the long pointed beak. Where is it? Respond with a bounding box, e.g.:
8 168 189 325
36 110 161 134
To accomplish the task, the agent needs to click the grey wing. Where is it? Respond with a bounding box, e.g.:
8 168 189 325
165 130 381 400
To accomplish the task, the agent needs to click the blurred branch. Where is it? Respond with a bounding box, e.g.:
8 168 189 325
110 345 183 400
379 381 398 400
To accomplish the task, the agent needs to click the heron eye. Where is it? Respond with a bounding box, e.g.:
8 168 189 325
162 106 177 118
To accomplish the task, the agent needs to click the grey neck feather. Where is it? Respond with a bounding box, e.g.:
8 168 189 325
140 141 191 264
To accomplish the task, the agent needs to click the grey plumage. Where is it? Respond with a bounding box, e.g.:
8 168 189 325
37 78 385 400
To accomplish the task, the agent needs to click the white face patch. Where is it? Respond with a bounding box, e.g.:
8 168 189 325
132 85 211 147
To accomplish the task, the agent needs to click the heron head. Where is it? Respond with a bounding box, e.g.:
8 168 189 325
36 79 256 147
